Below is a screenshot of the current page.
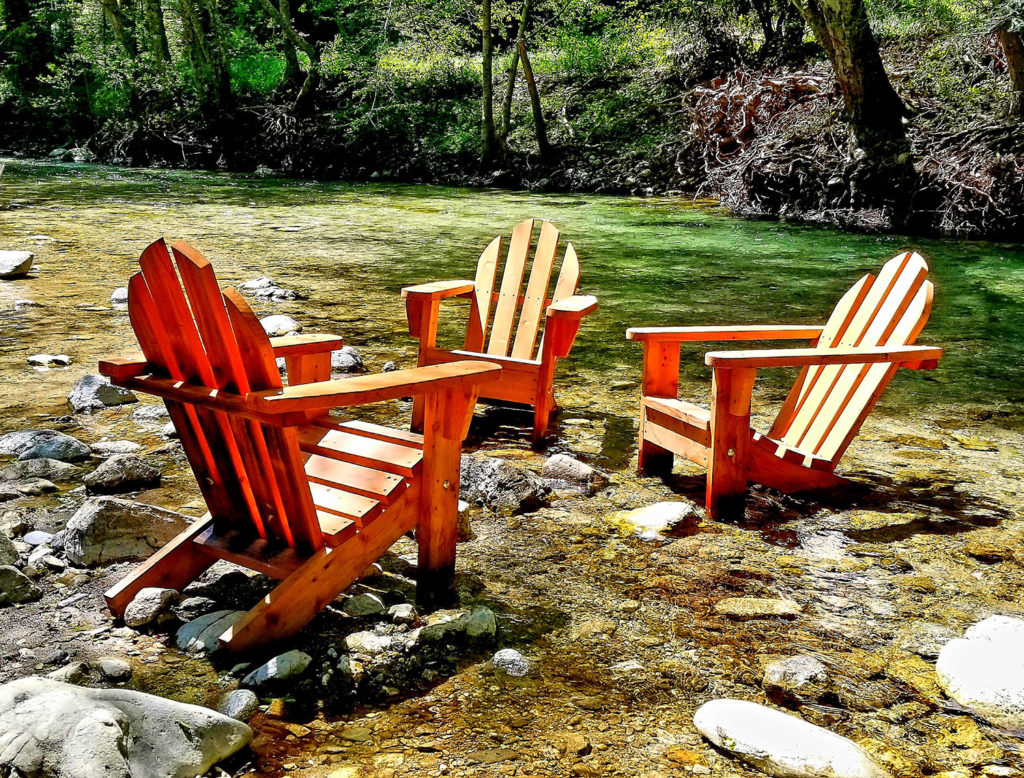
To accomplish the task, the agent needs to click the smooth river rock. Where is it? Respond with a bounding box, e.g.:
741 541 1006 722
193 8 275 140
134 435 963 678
61 496 191 566
715 597 802 621
83 454 161 494
936 615 1024 730
0 250 33 278
459 454 550 515
123 586 179 628
241 649 312 689
176 610 246 654
0 457 80 482
693 699 889 778
259 314 301 336
0 676 252 778
541 454 608 488
18 431 91 463
611 501 697 540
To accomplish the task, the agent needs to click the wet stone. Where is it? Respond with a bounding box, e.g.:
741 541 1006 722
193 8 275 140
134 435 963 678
176 610 246 654
242 649 313 689
895 622 959 659
90 440 142 457
715 597 802 621
331 346 364 373
218 689 260 722
83 454 161 494
763 655 831 703
18 432 90 463
493 648 529 677
27 353 72 367
98 657 132 682
343 592 386 617
611 501 698 540
67 374 138 412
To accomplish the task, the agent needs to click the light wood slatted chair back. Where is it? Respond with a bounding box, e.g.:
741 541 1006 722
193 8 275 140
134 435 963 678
126 239 324 552
466 218 581 361
772 252 934 462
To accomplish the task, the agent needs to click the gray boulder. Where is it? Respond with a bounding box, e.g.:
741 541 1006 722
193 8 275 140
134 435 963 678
0 676 251 778
61 497 191 566
83 454 161 494
259 314 301 336
90 440 142 457
123 587 178 628
343 592 385 617
68 374 137 412
0 533 18 566
0 565 42 606
173 596 219 622
0 250 33 278
18 432 90 463
0 458 80 482
0 430 61 457
68 147 95 163
98 657 132 682
459 455 550 515
331 346 364 373
241 649 312 689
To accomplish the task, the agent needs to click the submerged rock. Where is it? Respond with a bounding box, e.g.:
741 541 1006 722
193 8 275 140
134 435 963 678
176 610 246 654
27 353 72 367
459 455 550 515
18 432 90 463
715 597 802 621
0 430 60 457
0 250 33 278
83 454 161 494
936 615 1024 730
67 374 137 412
0 676 251 778
110 286 129 304
693 699 888 778
610 501 697 540
763 655 831 703
541 454 608 489
90 439 142 456
343 592 386 617
132 404 169 422
61 496 190 566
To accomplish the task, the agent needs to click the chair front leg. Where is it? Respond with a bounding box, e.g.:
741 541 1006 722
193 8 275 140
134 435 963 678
707 366 756 520
408 296 442 433
416 385 479 609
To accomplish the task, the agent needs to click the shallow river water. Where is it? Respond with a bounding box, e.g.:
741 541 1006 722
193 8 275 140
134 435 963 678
2 159 1024 778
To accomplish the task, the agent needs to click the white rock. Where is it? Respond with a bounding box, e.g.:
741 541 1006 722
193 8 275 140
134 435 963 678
542 454 607 487
110 286 129 304
388 603 417 624
0 676 251 777
27 353 71 367
493 648 529 677
218 689 259 722
693 699 889 778
239 276 275 291
90 439 142 456
260 314 301 336
241 649 312 688
0 251 33 278
936 615 1024 730
123 587 178 628
611 501 697 540
67 374 137 412
132 404 169 422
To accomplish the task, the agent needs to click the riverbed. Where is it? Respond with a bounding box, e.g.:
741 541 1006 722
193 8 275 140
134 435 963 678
1 158 1023 777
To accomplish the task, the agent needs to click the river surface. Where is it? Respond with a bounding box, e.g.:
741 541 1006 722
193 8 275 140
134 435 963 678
3 159 1024 777
3 158 1024 438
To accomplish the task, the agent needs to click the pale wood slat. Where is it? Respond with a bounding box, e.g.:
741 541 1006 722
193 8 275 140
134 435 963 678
643 396 711 429
465 236 501 352
304 453 405 504
486 219 534 357
310 482 383 524
512 220 560 359
316 418 425 448
297 427 422 477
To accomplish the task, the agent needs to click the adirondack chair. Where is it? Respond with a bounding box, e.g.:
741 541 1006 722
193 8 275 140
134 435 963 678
98 239 500 652
626 252 943 519
402 219 597 445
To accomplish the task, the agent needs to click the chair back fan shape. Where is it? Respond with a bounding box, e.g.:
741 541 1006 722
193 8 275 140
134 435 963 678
126 240 323 552
465 219 581 361
770 251 933 462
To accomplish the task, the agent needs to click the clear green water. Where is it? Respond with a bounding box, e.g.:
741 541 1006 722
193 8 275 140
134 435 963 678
2 158 1023 430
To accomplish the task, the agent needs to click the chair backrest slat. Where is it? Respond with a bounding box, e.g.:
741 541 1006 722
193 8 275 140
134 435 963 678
127 239 323 551
486 219 534 356
776 252 933 462
511 221 560 359
464 236 501 352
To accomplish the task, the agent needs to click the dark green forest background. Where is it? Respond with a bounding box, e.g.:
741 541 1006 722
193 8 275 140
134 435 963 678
1 0 1022 236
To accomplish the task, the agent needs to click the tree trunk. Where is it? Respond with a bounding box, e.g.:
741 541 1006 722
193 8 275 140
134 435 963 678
499 0 532 147
480 0 497 167
179 0 231 110
257 0 320 113
996 20 1024 118
100 0 136 55
516 39 549 160
279 0 304 87
199 0 232 108
790 0 914 212
143 0 172 64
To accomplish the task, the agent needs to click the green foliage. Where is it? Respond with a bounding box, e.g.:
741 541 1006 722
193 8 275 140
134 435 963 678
909 35 1003 126
230 54 286 96
866 0 987 39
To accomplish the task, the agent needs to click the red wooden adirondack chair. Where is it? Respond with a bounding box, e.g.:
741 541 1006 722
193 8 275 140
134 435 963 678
99 239 500 652
627 252 943 518
402 219 597 445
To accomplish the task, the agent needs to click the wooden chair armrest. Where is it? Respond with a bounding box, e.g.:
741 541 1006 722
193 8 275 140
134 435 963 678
270 333 344 357
99 354 150 381
627 325 824 343
546 294 598 320
246 361 502 413
401 280 475 300
705 345 943 369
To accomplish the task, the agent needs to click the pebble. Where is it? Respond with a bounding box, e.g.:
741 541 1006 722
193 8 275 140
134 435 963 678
23 530 55 546
242 649 313 689
98 657 132 682
388 603 417 624
218 689 260 722
693 699 888 778
493 648 530 677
